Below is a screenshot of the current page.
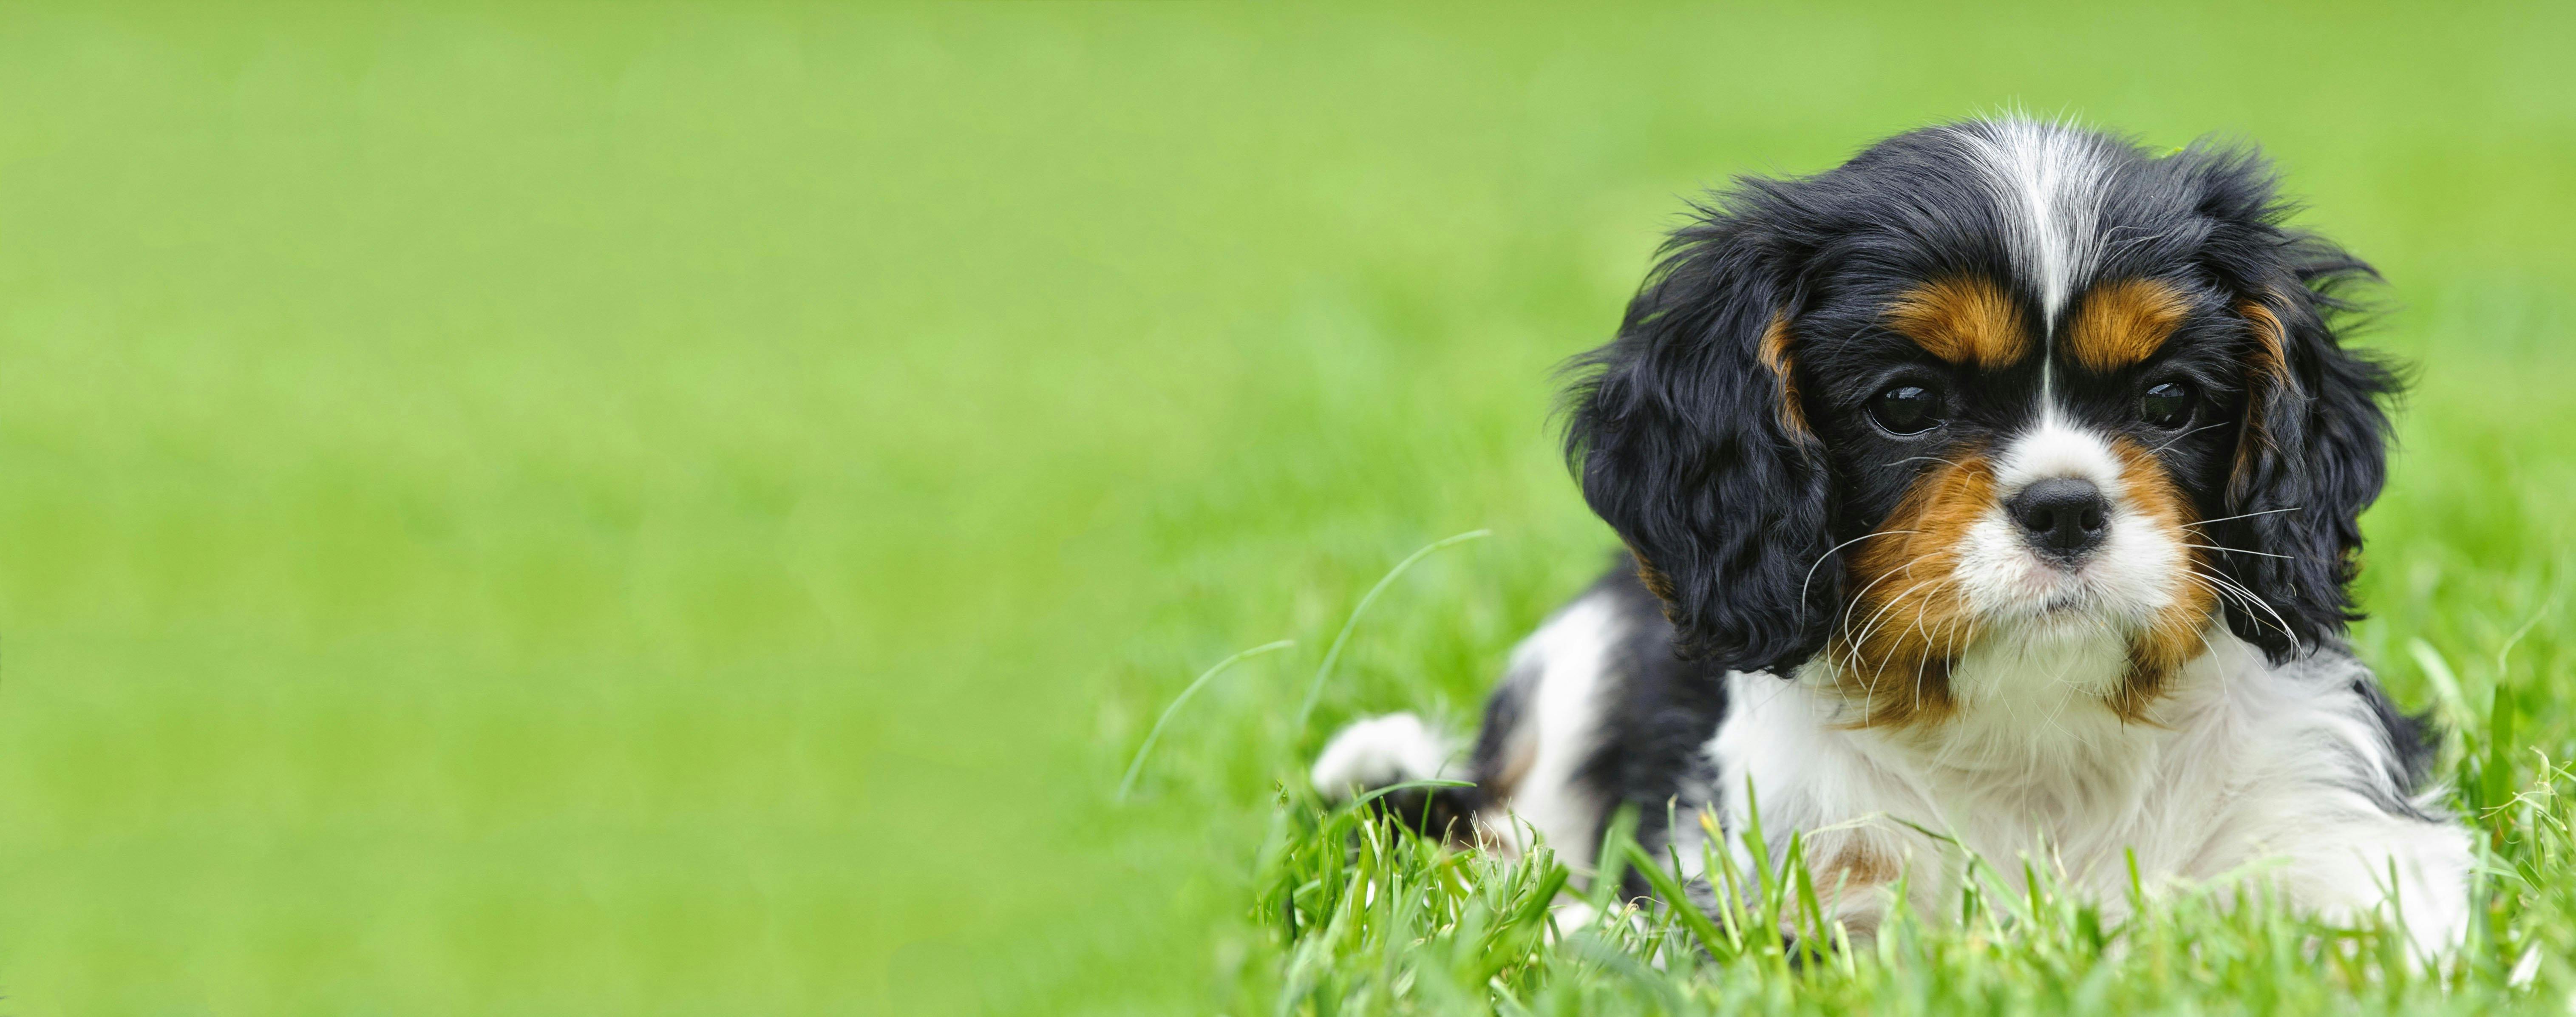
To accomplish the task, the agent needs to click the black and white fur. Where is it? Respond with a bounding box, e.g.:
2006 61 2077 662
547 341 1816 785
1312 118 2469 952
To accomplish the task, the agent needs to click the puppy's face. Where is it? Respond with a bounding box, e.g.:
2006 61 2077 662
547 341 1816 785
1798 275 2239 721
1569 120 2395 724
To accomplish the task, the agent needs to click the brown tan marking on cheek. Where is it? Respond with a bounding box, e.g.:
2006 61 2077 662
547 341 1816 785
1829 453 1994 728
2107 438 2219 722
1884 278 2029 368
2064 279 2192 373
1757 314 1810 439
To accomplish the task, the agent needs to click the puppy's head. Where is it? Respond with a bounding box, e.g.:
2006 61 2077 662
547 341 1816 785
1567 119 2397 723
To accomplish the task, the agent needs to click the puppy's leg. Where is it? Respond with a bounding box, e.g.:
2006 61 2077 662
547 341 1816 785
1312 591 1627 861
2236 677 2476 958
1309 711 1479 838
2275 809 2474 958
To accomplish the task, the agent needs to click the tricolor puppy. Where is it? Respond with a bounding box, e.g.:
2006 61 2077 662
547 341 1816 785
1311 119 2470 950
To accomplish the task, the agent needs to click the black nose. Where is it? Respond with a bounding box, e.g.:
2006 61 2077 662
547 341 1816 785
2006 477 2109 558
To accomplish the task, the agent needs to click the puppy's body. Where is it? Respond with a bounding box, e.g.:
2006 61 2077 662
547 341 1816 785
1312 119 2472 951
1318 565 2463 946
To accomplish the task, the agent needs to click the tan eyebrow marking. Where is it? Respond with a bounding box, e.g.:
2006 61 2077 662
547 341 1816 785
2063 278 2193 372
1883 277 2029 368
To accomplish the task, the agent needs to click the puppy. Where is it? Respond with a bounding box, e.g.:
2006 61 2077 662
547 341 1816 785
1311 119 2471 951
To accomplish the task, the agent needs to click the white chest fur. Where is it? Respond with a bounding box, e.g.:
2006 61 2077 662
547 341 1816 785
1705 631 2472 950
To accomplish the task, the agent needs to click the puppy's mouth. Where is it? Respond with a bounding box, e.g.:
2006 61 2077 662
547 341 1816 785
1996 558 2109 613
2034 592 2089 615
1995 583 2115 637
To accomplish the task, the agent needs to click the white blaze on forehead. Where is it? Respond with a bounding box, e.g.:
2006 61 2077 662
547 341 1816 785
1953 117 2116 330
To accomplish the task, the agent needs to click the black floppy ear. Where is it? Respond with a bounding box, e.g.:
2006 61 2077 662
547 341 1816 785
1564 203 1833 673
2195 154 2401 659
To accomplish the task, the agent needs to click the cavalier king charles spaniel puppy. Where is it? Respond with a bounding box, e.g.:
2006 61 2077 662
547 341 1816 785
1312 118 2470 952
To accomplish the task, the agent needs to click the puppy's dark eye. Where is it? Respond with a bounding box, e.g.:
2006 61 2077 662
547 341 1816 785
1868 384 1941 436
2141 380 2196 429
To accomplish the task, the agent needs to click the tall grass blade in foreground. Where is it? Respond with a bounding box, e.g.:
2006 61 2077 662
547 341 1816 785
1290 529 1491 735
1117 639 1297 802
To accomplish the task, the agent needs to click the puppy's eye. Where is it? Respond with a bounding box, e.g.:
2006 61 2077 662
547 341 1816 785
2141 380 2196 429
1868 384 1941 436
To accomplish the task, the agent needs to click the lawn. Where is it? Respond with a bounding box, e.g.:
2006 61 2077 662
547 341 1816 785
0 3 2571 1014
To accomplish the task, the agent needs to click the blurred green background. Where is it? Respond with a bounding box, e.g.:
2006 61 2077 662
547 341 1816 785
0 3 2569 1014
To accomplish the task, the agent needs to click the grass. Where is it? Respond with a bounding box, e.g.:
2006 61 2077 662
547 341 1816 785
0 2 2571 1014
1254 782 2560 1015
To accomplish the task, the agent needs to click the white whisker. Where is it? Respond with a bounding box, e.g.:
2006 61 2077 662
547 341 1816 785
1800 530 1917 618
2180 543 2294 561
2180 506 2304 531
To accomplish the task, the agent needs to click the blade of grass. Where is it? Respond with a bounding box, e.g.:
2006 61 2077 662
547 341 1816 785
1591 805 1641 913
1623 841 1732 962
2410 637 2471 733
1789 831 1826 967
1292 530 1491 734
1512 862 1574 929
1117 639 1296 801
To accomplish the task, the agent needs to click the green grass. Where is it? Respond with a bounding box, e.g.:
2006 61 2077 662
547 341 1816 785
0 2 2572 1014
